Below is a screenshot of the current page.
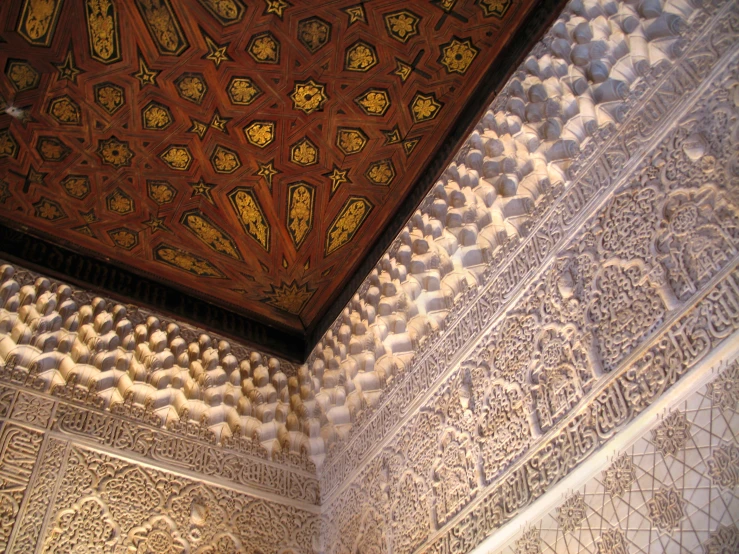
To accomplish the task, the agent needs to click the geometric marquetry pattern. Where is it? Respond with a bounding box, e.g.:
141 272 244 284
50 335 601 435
501 368 739 554
0 0 529 330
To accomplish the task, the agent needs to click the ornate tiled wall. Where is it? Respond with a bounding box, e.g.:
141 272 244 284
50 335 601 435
493 361 739 554
0 385 320 553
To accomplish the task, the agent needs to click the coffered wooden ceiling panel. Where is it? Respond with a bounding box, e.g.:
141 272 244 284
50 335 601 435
0 0 544 348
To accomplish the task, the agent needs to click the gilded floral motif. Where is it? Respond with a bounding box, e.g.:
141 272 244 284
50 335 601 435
595 529 629 554
384 11 420 43
264 281 314 314
651 410 691 457
602 454 636 498
147 180 176 205
245 121 275 148
410 92 442 123
142 102 172 130
228 189 270 251
707 365 739 411
345 41 378 71
106 188 134 214
0 130 18 158
290 80 328 114
479 0 512 18
290 139 318 166
287 183 315 249
155 245 224 277
37 137 70 161
129 515 188 554
108 228 138 250
85 0 121 63
556 492 587 533
197 0 245 25
326 197 372 255
298 17 331 53
33 198 66 221
356 89 390 116
94 83 125 114
97 137 133 168
134 0 188 55
211 145 241 173
440 38 478 74
6 60 39 91
182 211 241 260
336 128 368 155
160 146 192 171
707 442 739 491
62 175 91 199
228 77 261 105
365 159 396 186
17 0 64 46
248 32 280 63
703 525 739 554
175 74 207 104
48 96 81 124
647 486 686 533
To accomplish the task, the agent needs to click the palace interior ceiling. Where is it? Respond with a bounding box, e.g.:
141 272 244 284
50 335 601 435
0 0 556 358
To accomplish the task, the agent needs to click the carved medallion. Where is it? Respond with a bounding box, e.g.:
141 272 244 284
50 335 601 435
337 128 368 155
228 188 270 251
355 89 390 116
298 17 331 53
228 77 261 105
384 10 420 43
602 455 636 498
160 145 192 171
707 442 739 491
345 41 378 72
175 73 207 104
248 32 280 64
211 145 241 173
108 228 138 250
651 410 691 457
647 486 686 533
142 102 173 130
290 138 319 166
440 38 479 74
5 60 39 91
290 80 328 114
287 182 315 249
365 159 396 186
37 136 70 161
106 188 135 215
410 92 443 123
244 121 276 148
147 180 176 205
556 492 587 533
48 95 82 125
97 137 133 168
60 175 91 200
93 83 125 114
33 197 66 221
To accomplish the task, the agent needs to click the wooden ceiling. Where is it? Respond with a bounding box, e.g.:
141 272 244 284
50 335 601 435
0 0 546 356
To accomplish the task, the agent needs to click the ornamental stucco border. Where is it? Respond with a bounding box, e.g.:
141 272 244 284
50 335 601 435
318 0 738 499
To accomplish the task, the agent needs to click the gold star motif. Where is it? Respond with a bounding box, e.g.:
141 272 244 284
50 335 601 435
209 111 230 132
324 166 350 195
403 137 420 156
264 0 290 17
344 4 366 24
54 50 82 83
189 119 208 139
132 55 159 88
255 160 279 189
382 127 402 144
189 178 215 204
79 209 98 224
203 34 230 68
393 59 412 82
143 214 169 233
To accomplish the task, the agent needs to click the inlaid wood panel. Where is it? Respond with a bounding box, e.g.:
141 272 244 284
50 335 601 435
0 0 537 331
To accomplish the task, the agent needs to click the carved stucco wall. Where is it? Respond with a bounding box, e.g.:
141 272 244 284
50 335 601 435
0 0 736 551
